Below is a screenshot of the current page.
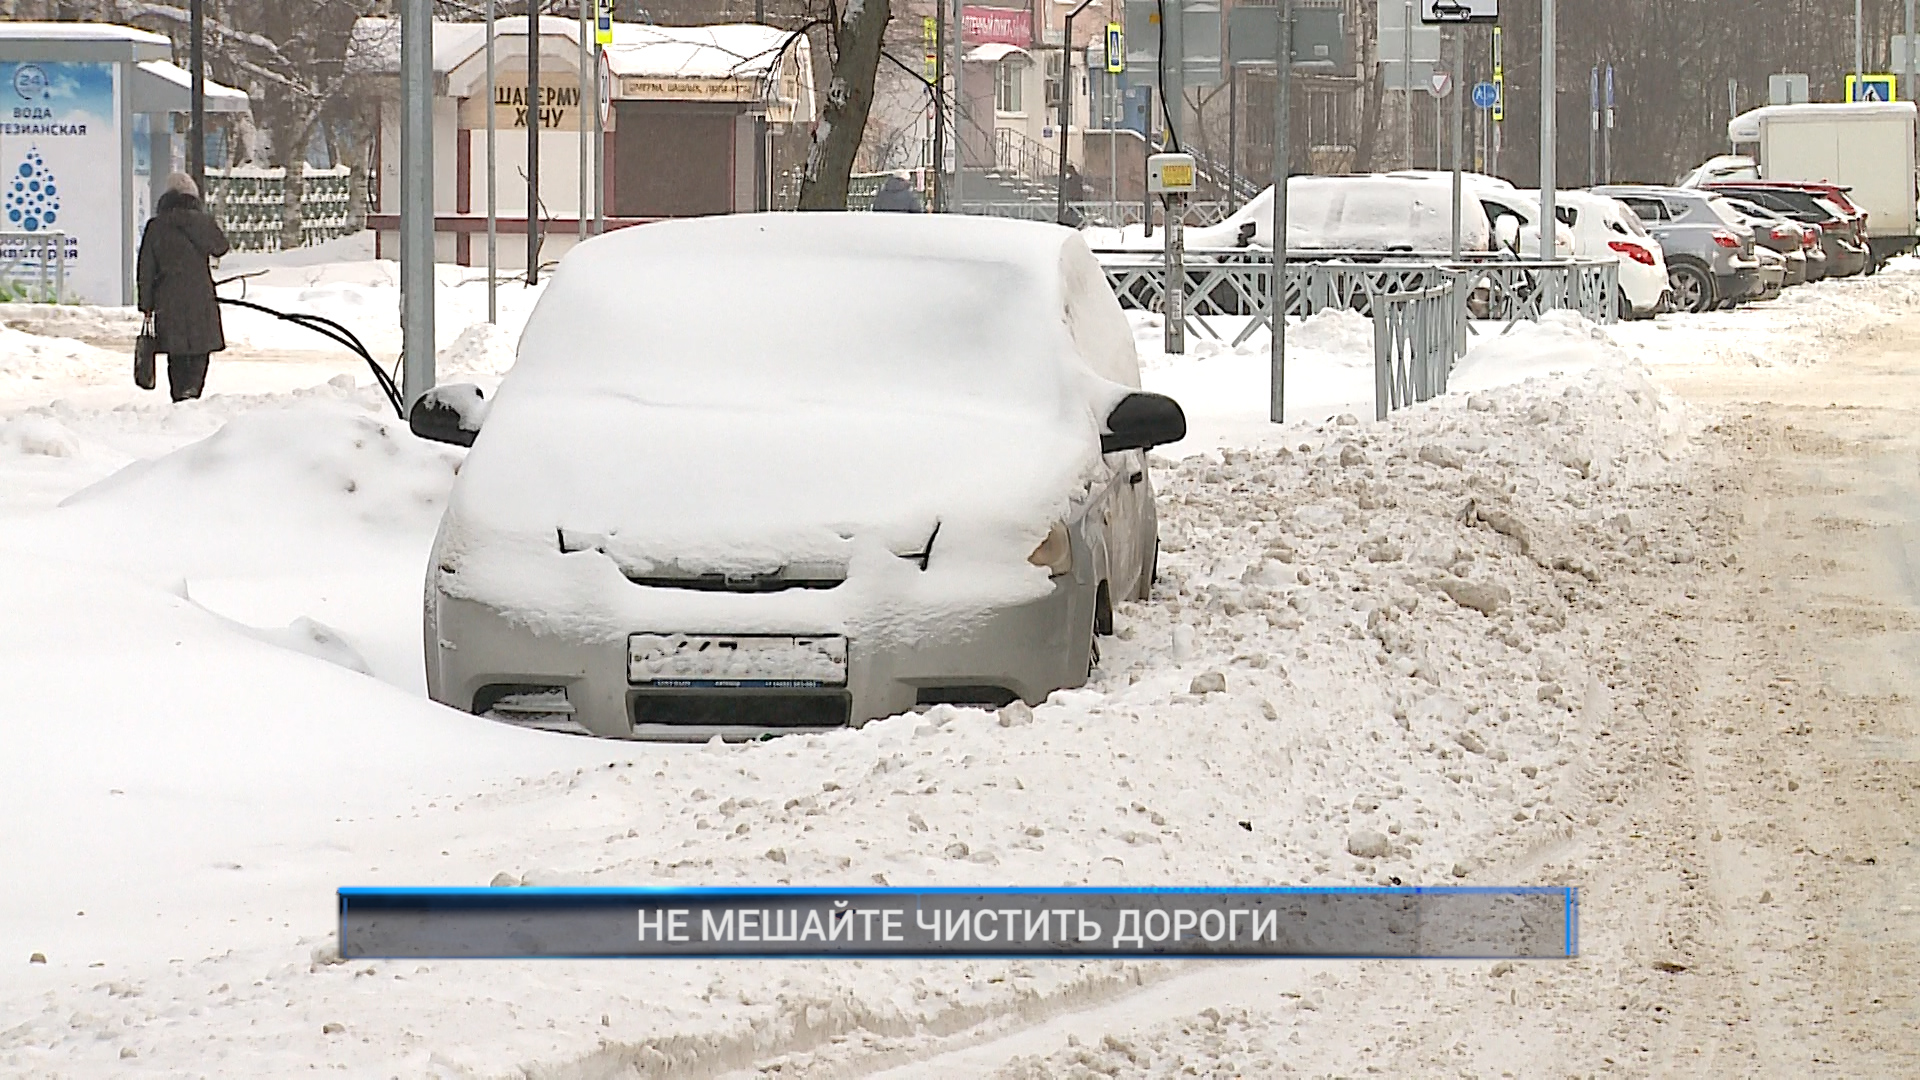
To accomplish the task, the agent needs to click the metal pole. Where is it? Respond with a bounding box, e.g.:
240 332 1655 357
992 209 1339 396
1165 0 1186 148
486 0 498 323
1449 26 1462 259
1588 65 1597 188
1164 191 1186 353
1059 0 1096 225
1434 81 1442 170
400 0 436 406
1857 0 1866 91
1227 65 1238 212
952 0 965 213
1540 0 1556 261
1402 0 1412 167
189 0 205 191
594 37 606 232
579 0 591 240
1603 63 1613 184
933 0 948 210
527 2 542 285
1143 86 1155 236
755 0 769 211
1271 0 1289 424
1909 0 1916 104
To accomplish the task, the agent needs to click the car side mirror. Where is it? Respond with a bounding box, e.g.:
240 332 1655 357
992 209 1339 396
1495 215 1522 252
1102 391 1187 454
408 383 488 447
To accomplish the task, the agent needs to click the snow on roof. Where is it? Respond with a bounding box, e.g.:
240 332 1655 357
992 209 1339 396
133 60 251 113
0 21 170 46
602 23 795 80
1729 101 1917 141
352 17 798 81
965 43 1031 64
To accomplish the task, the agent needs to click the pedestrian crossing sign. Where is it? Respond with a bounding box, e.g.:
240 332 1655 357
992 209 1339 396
1846 73 1897 102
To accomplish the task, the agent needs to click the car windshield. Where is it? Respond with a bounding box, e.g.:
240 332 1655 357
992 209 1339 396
1813 197 1851 220
512 250 1072 414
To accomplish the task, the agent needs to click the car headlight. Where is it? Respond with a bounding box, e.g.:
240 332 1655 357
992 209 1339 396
1028 521 1073 576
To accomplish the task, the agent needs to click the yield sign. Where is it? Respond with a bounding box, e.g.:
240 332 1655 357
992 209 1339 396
1428 71 1453 98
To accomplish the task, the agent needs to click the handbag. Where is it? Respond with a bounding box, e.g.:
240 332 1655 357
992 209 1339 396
134 313 157 390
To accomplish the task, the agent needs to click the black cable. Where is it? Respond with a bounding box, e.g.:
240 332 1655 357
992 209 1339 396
212 292 406 419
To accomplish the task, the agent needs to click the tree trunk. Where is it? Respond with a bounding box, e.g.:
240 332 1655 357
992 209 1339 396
798 0 894 210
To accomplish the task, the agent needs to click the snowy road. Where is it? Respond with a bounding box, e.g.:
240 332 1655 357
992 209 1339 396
3 251 1919 1076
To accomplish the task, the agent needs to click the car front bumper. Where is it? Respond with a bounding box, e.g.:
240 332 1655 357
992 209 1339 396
426 574 1098 742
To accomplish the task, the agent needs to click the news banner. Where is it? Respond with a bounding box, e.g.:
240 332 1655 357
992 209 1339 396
338 886 1578 960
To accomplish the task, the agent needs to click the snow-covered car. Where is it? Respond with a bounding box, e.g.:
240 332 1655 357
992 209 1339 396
1553 190 1671 318
1185 174 1495 253
408 214 1186 741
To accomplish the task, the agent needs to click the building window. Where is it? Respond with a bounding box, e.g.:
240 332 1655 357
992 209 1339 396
1045 51 1063 111
997 59 1025 114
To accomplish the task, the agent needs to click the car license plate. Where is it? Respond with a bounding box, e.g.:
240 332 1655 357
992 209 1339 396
628 634 848 688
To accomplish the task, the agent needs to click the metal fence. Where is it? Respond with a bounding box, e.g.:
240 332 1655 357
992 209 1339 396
1374 281 1463 420
0 230 66 302
1096 252 1619 332
203 165 357 253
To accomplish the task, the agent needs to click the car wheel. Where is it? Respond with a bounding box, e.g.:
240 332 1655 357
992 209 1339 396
1668 263 1714 314
1095 581 1115 637
1616 288 1634 321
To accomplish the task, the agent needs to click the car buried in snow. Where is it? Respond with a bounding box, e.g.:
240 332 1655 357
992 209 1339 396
408 213 1185 741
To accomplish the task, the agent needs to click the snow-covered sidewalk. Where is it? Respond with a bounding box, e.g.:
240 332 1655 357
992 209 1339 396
0 248 1912 1075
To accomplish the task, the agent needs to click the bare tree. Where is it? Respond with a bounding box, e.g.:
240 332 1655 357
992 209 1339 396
797 0 893 208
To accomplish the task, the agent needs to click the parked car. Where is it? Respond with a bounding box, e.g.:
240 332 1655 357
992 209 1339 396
1753 245 1789 300
1187 174 1495 253
1703 182 1870 277
408 214 1187 741
1554 190 1671 318
1594 185 1762 313
1720 196 1814 286
1676 154 1760 187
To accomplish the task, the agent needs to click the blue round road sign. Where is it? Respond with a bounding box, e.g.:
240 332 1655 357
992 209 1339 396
1471 81 1499 109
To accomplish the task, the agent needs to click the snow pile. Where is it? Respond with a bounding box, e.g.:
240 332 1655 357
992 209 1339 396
0 412 82 458
40 400 460 575
436 320 519 378
1289 306 1375 354
0 324 122 395
0 314 1709 1075
0 303 143 345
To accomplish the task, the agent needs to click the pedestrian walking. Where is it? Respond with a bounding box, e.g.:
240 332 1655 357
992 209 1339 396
136 171 230 402
871 170 925 213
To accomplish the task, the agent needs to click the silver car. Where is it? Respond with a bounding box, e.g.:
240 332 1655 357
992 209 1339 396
408 214 1185 741
1593 185 1762 313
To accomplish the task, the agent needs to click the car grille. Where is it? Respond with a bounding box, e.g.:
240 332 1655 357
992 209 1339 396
623 572 843 593
628 689 851 729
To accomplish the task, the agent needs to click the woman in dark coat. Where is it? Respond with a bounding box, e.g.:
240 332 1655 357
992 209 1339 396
136 172 230 402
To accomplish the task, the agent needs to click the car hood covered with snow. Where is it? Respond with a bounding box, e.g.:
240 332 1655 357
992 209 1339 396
433 213 1136 643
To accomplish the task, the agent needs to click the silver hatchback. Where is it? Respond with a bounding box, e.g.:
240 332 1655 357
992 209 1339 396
408 214 1185 741
1593 185 1762 312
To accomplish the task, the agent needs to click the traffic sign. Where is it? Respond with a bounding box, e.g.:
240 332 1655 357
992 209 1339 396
1106 22 1125 73
1421 0 1498 24
1846 73 1897 101
1428 71 1453 98
1471 80 1497 108
594 0 613 44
